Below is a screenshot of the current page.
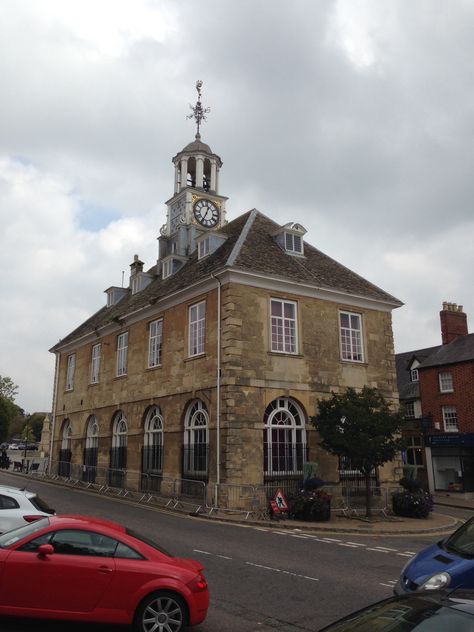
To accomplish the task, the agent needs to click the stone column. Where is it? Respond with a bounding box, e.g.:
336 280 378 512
196 156 204 188
180 158 188 191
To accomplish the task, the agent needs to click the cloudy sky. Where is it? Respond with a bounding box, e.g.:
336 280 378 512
1 0 473 413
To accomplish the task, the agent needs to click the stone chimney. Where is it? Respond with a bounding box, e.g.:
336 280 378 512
440 302 468 344
129 254 144 277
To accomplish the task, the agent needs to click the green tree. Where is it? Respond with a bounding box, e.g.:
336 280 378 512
0 376 18 402
312 386 404 517
0 396 16 442
24 413 46 442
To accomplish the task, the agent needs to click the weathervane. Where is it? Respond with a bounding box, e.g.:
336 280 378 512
187 80 210 138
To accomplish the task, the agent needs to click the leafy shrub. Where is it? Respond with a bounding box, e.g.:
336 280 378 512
288 489 332 522
392 482 433 519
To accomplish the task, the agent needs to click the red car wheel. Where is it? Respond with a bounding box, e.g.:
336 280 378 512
134 591 189 632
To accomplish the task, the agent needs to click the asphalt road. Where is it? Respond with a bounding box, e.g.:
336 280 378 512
0 472 462 631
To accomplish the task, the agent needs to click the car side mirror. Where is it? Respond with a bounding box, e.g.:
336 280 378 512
37 544 54 557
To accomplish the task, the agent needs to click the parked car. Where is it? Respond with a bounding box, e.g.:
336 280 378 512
7 444 19 450
396 516 474 594
317 589 474 631
0 515 209 631
0 486 55 534
16 443 38 451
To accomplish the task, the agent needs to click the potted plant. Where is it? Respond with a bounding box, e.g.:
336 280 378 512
288 477 332 522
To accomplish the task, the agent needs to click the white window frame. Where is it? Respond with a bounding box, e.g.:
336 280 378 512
66 354 76 391
162 260 172 279
439 371 453 393
116 332 128 377
90 343 101 384
411 368 419 382
339 311 364 362
264 397 306 476
131 276 140 295
271 298 298 354
148 319 163 368
198 236 211 259
284 232 303 255
188 301 206 357
404 401 415 419
85 416 99 450
442 406 458 432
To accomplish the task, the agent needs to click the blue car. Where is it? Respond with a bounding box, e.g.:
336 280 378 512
396 517 474 594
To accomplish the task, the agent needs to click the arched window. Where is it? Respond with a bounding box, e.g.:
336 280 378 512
61 419 72 451
143 406 163 474
264 398 306 478
58 419 72 477
112 412 128 449
83 415 99 483
109 411 128 488
86 415 99 450
183 400 209 481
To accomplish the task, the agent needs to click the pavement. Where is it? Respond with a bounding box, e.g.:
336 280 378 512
196 492 474 536
3 469 474 536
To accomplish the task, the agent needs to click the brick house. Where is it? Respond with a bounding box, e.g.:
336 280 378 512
49 118 403 506
396 303 474 494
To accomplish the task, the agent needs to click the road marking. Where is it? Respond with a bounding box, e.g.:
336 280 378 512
403 551 416 555
290 534 309 539
245 561 319 582
320 537 341 542
397 553 413 557
193 549 212 555
246 562 280 572
217 554 232 560
373 546 398 552
346 542 366 547
380 583 394 587
366 548 389 553
338 543 360 548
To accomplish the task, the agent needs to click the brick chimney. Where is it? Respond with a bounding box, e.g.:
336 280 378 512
440 302 468 344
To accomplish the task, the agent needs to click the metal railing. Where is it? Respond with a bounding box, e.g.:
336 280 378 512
14 460 398 520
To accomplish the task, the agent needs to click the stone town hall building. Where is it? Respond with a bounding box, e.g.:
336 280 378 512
49 87 402 506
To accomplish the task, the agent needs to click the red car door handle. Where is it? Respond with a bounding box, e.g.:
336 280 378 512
98 566 113 573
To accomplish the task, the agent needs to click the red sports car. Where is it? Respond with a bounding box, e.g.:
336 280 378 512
0 514 209 631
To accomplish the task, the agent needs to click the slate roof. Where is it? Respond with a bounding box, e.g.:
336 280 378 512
395 333 474 400
51 209 402 351
395 346 440 400
418 333 474 368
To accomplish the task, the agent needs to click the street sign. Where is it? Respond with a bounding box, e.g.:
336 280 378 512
273 488 288 511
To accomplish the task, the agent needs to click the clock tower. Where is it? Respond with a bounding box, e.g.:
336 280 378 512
158 81 227 274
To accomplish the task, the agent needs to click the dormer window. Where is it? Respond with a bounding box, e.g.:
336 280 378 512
273 222 307 256
198 236 211 259
131 273 153 295
411 368 419 382
162 259 172 279
131 276 140 295
285 232 303 254
105 286 128 307
161 255 187 279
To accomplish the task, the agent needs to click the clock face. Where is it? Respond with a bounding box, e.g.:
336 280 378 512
193 198 219 227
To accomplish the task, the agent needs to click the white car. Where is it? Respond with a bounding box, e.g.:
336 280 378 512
0 485 55 533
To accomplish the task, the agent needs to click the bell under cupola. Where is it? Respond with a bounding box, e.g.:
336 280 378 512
158 81 228 276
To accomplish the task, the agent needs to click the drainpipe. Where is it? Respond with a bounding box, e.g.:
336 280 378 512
210 273 222 506
48 352 60 475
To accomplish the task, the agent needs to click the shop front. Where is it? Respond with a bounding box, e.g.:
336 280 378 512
427 434 474 493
